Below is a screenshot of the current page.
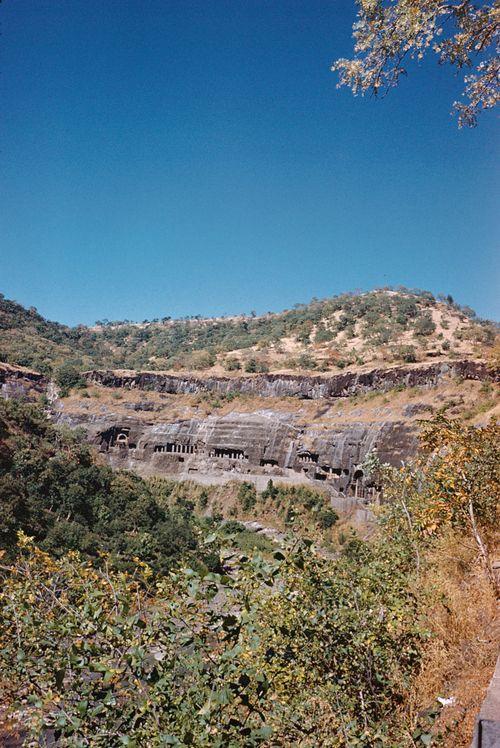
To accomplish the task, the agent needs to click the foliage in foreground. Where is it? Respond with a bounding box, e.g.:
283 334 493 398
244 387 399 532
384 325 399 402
0 533 423 747
0 411 498 745
382 416 499 593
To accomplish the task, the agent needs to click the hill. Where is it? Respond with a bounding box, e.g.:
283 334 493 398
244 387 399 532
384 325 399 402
0 288 497 376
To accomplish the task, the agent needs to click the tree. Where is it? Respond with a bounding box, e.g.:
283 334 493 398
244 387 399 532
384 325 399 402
385 416 499 593
333 0 499 126
54 363 84 394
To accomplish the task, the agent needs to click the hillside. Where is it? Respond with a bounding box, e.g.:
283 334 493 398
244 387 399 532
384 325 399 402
0 290 499 747
1 288 497 375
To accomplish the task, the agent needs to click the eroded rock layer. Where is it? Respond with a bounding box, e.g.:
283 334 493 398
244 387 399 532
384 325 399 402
83 360 496 400
0 363 46 400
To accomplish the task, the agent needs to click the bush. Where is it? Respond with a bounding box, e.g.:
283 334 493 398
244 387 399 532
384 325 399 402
191 349 216 370
414 314 436 337
297 353 317 370
54 363 84 394
0 533 425 746
315 327 334 343
244 358 269 374
224 357 241 371
222 519 245 534
317 508 339 529
261 479 278 501
198 490 209 509
395 345 418 363
237 481 257 512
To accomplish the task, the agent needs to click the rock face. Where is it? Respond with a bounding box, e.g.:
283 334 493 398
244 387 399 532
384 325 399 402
64 411 418 498
0 363 46 400
61 360 498 494
6 358 494 498
83 360 497 401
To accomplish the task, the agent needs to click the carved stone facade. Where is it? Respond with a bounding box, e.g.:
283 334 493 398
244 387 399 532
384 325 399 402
90 413 418 499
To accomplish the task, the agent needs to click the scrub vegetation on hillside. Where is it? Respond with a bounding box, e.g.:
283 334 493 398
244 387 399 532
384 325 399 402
1 288 496 376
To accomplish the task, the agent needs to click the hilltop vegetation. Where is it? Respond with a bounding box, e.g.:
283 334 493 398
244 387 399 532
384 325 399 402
1 288 497 376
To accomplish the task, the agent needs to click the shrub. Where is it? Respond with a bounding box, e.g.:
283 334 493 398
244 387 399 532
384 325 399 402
261 479 278 501
395 345 418 363
191 349 216 370
297 353 317 370
222 519 245 534
0 534 425 746
244 358 269 374
224 357 241 371
315 327 334 343
198 490 209 509
237 481 257 512
414 314 436 337
54 363 84 394
317 508 339 529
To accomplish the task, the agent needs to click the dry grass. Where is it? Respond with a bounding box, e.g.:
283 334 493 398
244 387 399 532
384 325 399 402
410 530 499 747
62 377 499 429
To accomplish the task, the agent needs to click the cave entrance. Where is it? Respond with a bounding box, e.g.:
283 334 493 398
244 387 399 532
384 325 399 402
154 443 196 454
297 451 319 464
214 448 247 460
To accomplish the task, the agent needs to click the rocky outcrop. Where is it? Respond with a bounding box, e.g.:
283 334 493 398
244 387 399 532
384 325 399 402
83 360 497 401
0 363 46 400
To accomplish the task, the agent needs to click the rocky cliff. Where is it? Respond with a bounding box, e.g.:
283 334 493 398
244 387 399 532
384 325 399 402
83 360 496 400
56 410 418 499
0 363 46 400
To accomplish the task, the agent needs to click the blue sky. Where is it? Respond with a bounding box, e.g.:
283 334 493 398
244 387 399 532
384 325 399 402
1 0 498 325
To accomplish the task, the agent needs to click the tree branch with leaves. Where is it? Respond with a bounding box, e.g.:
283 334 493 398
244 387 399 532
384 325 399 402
333 0 500 126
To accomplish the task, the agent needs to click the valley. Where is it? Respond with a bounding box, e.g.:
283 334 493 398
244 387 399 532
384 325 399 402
0 290 498 747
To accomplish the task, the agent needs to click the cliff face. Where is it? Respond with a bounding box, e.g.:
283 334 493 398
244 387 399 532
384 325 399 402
56 410 418 498
3 358 496 498
83 360 496 400
0 363 46 400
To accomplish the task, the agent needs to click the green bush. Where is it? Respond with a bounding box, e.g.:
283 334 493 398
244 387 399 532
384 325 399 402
54 363 85 394
315 327 334 343
394 344 418 363
297 353 317 370
317 507 339 529
224 357 241 371
244 358 269 374
414 314 436 337
237 481 257 512
0 532 426 746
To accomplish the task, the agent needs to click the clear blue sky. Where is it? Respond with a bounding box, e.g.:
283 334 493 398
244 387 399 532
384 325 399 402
1 0 498 325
